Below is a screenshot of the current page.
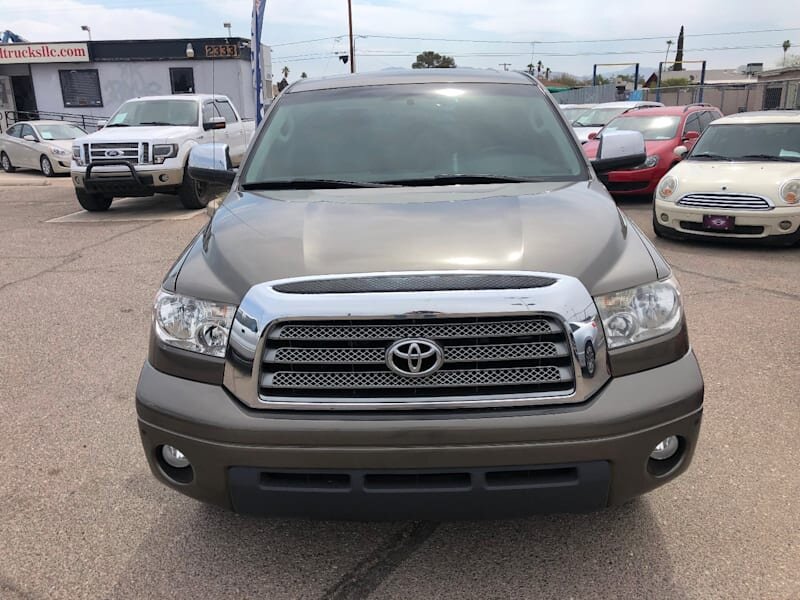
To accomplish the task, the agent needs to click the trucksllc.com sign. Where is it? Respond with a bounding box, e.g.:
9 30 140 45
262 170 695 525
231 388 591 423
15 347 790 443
0 43 90 64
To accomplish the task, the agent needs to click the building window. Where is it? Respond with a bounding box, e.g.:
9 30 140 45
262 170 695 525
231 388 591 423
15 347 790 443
170 68 195 94
59 70 103 108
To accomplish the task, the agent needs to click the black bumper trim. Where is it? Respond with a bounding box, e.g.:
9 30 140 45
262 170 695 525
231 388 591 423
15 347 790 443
84 160 156 197
228 462 610 520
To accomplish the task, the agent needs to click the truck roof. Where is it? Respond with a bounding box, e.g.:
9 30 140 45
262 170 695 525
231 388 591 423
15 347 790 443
288 68 534 92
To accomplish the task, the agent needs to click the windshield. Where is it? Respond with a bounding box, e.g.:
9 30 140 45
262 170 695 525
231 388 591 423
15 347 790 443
602 115 680 141
36 124 86 140
242 83 586 187
562 107 590 122
107 99 198 127
573 107 627 127
689 123 800 161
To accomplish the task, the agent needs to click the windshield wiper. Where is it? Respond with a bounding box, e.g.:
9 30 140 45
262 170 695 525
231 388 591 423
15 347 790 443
241 179 396 190
690 152 732 161
737 154 800 162
138 121 175 126
377 174 543 186
104 123 129 128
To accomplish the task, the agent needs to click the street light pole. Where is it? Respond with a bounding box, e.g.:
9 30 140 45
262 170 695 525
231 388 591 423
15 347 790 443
347 0 356 73
81 25 92 41
664 40 673 69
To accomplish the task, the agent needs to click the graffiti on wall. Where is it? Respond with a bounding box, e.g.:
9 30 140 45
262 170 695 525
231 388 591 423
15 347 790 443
102 63 164 107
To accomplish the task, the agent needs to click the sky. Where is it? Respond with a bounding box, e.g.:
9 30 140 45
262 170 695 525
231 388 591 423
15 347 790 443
1 0 798 80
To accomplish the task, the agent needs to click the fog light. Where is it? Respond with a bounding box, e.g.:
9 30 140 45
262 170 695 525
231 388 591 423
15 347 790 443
161 445 190 469
159 174 170 182
779 220 792 231
660 213 669 222
650 436 679 461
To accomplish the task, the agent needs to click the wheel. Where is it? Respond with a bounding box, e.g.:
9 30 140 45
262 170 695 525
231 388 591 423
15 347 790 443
177 168 209 209
76 188 113 212
1 152 15 173
583 341 596 377
40 155 54 177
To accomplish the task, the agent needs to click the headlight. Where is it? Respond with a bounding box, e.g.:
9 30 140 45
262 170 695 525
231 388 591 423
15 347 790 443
72 146 83 165
780 179 800 205
153 289 236 357
657 175 677 200
636 155 659 169
595 276 682 349
51 146 69 157
153 144 178 164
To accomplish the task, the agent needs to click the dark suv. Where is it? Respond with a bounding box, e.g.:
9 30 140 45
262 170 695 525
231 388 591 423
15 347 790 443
136 70 703 519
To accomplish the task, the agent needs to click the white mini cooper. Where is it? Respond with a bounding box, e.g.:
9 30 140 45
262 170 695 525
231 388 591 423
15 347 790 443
653 111 800 245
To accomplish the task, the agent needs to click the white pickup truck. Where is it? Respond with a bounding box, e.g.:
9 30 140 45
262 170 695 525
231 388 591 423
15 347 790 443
71 94 255 211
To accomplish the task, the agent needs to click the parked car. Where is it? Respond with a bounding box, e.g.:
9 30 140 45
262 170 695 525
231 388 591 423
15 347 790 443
71 94 255 212
573 101 664 143
559 103 594 123
654 110 800 245
0 120 86 177
136 69 703 520
583 104 723 196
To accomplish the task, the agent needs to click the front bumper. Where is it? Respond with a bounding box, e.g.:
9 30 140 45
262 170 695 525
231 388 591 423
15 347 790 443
654 198 800 243
72 162 183 197
136 351 704 519
602 166 665 195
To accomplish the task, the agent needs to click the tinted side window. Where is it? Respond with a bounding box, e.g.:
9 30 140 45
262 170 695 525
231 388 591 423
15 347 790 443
21 124 36 139
683 114 701 135
698 111 715 130
6 124 21 137
216 101 237 124
203 102 221 122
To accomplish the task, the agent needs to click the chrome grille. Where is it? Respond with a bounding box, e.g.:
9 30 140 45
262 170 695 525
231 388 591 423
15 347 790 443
677 193 772 211
260 316 575 400
88 142 141 165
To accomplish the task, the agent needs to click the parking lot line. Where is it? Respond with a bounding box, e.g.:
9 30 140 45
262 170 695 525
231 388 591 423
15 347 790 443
47 196 205 223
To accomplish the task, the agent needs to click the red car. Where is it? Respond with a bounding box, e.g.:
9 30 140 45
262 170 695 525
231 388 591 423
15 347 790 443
582 104 723 196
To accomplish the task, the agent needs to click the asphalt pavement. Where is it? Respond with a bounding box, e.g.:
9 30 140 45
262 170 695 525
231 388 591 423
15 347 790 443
0 177 798 599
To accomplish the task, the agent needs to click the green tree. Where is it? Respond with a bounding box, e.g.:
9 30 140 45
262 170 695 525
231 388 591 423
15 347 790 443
662 77 691 87
301 72 308 78
783 40 792 66
412 51 457 69
281 65 290 78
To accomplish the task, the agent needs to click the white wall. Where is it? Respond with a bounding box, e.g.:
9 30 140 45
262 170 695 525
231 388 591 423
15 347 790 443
30 58 259 119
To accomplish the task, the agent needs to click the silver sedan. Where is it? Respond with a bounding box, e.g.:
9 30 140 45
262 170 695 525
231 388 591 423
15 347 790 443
0 120 86 176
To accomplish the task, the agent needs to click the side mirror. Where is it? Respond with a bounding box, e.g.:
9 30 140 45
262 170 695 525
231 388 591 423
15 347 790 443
96 120 107 129
587 132 598 141
683 130 700 141
23 134 38 142
188 143 236 186
203 116 227 131
674 145 689 158
590 130 646 173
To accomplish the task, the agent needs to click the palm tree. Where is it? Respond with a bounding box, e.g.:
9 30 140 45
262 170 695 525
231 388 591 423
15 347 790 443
783 40 792 66
545 67 551 80
526 63 535 74
281 65 290 79
536 60 543 76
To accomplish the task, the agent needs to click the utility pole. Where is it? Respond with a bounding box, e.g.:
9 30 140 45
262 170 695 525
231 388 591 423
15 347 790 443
499 62 511 71
347 0 356 74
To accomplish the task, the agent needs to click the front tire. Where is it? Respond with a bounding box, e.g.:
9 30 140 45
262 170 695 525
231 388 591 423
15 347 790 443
1 152 15 173
177 168 209 209
40 156 54 177
76 188 113 212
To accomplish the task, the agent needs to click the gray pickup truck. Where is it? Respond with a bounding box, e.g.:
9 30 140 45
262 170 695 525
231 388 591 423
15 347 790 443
136 69 704 519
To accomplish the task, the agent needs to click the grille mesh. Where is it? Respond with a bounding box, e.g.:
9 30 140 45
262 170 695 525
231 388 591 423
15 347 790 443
677 193 771 211
268 366 567 390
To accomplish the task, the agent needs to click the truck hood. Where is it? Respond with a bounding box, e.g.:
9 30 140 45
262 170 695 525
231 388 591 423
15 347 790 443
671 160 800 199
174 181 664 305
75 125 197 144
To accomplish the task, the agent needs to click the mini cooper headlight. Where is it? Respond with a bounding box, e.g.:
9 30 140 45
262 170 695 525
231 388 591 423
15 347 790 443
780 179 800 205
595 276 682 349
153 289 236 357
657 175 678 200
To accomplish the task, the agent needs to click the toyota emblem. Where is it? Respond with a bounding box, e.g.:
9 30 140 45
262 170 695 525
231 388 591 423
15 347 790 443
386 339 444 378
104 149 123 158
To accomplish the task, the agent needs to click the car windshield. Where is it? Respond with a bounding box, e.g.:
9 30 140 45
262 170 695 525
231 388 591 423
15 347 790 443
689 123 800 161
602 115 680 141
573 107 627 127
107 99 198 127
36 124 86 140
561 107 590 122
241 83 586 187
